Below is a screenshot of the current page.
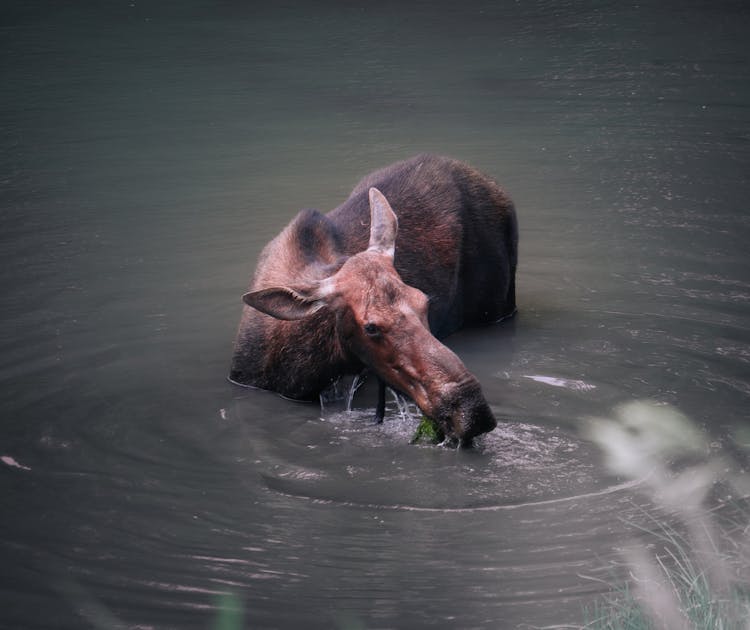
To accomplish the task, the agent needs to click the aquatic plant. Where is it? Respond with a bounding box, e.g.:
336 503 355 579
410 414 445 445
583 401 750 630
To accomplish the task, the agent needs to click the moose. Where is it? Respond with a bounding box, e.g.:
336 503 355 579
230 154 518 446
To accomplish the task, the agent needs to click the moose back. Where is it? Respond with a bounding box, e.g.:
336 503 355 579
230 154 517 445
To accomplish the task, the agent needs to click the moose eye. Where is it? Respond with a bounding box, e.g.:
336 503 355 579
363 322 380 337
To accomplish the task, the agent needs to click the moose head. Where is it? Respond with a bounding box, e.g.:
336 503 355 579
243 188 497 446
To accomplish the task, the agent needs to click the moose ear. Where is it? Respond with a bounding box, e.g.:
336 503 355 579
243 286 327 321
367 187 398 259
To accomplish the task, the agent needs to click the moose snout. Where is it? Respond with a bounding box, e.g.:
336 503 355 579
395 334 497 447
432 379 497 447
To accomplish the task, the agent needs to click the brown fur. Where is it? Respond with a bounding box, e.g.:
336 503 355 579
230 155 517 442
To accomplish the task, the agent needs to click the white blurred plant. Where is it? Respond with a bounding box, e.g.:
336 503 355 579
584 401 750 630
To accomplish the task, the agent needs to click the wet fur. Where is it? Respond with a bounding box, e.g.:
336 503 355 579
230 154 517 401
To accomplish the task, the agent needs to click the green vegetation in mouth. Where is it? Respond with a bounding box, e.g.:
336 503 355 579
410 415 445 445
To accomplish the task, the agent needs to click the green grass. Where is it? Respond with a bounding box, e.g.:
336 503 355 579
582 401 750 630
584 583 652 630
584 569 749 629
584 559 749 630
212 592 244 630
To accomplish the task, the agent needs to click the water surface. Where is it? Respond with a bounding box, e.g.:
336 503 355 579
2 1 749 628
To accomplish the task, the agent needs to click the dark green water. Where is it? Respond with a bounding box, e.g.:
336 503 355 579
2 1 748 628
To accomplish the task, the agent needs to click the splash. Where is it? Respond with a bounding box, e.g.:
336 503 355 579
319 374 363 415
346 373 365 412
388 389 420 422
319 373 421 424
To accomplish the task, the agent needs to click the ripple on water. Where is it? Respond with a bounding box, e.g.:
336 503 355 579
257 404 634 512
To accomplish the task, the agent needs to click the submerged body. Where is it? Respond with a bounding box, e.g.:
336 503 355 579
230 154 517 443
